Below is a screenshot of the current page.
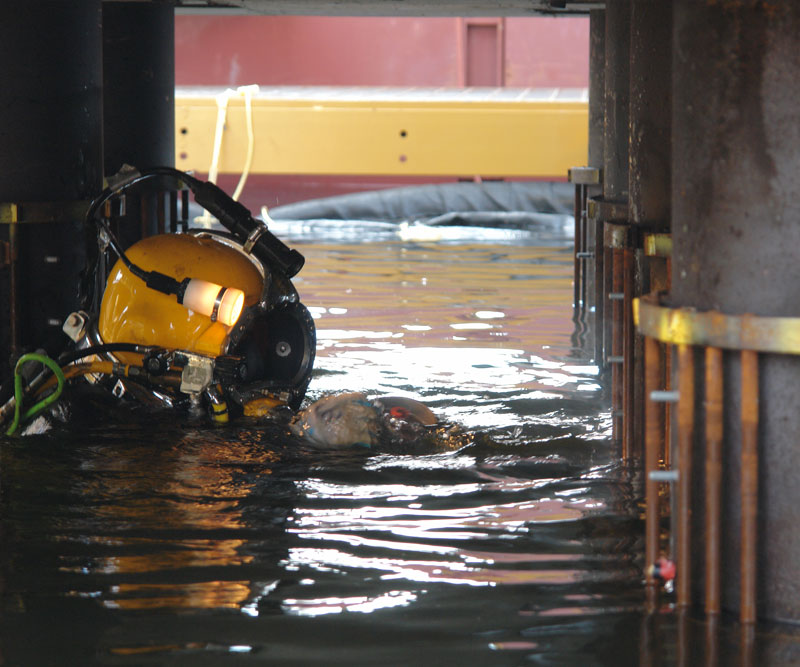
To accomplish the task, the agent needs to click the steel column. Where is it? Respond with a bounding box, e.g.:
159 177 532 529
103 2 176 246
629 0 671 230
588 9 605 365
103 3 175 175
629 0 672 461
603 0 630 202
0 2 103 386
588 10 605 176
672 0 800 622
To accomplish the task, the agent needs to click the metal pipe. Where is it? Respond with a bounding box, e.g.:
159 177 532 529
704 346 723 616
140 192 151 240
740 349 759 624
644 335 662 609
705 614 719 667
595 216 606 367
170 190 178 234
587 8 604 365
579 186 588 312
8 219 19 359
677 607 690 667
157 191 166 235
664 345 673 469
741 624 755 667
676 343 694 608
612 244 624 449
574 185 581 312
623 246 635 457
181 189 189 232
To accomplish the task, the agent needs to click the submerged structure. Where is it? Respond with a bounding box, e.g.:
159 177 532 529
1 0 799 645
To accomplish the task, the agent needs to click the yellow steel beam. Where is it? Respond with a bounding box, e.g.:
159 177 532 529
175 87 588 179
634 292 800 355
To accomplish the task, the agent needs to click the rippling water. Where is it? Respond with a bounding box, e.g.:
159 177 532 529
4 219 783 665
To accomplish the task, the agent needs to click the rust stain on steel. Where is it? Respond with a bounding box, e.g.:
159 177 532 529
676 344 695 609
740 349 759 624
704 346 724 616
623 247 635 458
612 245 624 449
644 335 663 610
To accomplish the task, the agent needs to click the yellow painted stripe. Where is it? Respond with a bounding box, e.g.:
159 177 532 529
636 294 800 354
175 87 588 178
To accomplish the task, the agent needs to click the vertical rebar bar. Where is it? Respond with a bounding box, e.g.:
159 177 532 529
604 239 614 365
705 614 719 667
704 346 723 616
181 189 189 232
623 246 635 456
740 349 759 625
677 607 690 667
644 335 662 609
157 191 166 236
664 344 673 469
8 219 19 359
574 186 581 312
612 245 624 449
140 192 150 240
170 190 178 234
594 216 605 366
579 186 588 312
741 624 755 667
676 343 694 608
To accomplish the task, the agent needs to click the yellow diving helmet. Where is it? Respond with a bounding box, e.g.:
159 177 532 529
71 167 315 416
99 233 262 361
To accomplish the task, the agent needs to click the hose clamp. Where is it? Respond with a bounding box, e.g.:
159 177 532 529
243 224 267 254
210 286 228 323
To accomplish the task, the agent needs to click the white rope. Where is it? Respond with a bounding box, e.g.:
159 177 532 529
231 84 260 202
195 88 236 227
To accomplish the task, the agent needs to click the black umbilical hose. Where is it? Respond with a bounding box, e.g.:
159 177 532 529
81 166 305 316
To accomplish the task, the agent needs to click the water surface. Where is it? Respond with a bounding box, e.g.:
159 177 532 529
0 220 706 665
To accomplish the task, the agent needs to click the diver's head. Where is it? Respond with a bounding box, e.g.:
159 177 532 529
290 392 380 449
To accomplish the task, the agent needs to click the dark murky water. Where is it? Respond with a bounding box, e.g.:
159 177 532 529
2 220 796 665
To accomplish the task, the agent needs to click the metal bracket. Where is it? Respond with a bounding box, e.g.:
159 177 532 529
650 390 680 403
588 196 629 223
644 233 672 258
243 223 268 254
180 353 215 395
604 222 634 249
636 292 800 354
649 469 679 483
568 166 602 185
0 200 90 224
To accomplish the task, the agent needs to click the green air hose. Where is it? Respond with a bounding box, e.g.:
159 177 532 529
5 353 66 436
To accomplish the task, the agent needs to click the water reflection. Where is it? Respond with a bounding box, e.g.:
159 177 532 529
4 224 798 664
